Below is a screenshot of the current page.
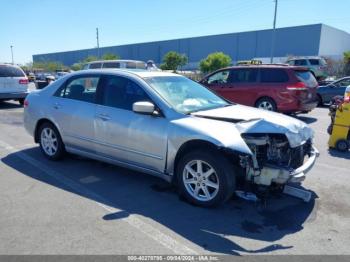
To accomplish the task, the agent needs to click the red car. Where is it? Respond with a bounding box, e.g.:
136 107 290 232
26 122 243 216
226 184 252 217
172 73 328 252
200 65 318 113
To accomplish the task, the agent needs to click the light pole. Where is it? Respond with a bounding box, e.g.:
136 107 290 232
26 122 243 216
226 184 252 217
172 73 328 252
96 28 100 58
10 45 14 64
270 0 278 63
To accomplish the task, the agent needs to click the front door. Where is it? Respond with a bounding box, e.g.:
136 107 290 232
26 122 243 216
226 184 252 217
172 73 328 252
94 75 168 173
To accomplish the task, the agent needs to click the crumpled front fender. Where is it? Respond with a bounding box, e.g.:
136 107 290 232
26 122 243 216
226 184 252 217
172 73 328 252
165 116 253 176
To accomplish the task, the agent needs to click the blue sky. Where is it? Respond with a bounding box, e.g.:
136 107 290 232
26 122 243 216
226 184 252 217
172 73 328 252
1 0 349 64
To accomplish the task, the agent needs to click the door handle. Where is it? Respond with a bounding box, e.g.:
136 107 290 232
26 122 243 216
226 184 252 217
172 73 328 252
97 113 111 121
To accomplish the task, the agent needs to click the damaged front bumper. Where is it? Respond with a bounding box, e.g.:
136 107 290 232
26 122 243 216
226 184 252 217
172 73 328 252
288 146 319 183
248 146 319 186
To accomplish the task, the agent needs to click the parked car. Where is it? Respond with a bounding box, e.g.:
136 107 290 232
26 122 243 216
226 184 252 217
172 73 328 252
200 65 318 114
82 60 146 70
35 72 55 81
27 72 36 82
55 71 69 79
0 63 29 105
286 57 328 80
317 77 350 105
23 69 318 207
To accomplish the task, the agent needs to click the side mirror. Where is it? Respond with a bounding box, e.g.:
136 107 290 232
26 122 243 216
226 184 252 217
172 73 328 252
132 101 155 115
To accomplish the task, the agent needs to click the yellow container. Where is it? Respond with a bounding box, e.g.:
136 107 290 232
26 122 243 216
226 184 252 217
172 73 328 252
328 101 350 151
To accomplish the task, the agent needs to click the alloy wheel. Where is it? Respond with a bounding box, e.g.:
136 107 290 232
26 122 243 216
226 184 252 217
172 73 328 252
182 160 219 202
40 127 58 156
258 101 274 111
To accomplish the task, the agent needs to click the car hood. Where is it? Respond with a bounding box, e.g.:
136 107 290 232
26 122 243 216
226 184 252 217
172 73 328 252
191 104 314 148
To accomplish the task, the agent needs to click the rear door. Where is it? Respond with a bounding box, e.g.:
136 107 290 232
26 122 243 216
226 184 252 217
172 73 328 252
227 68 259 105
51 74 101 152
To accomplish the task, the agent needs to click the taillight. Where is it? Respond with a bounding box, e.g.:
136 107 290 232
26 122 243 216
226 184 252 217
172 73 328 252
19 78 29 85
287 82 307 91
24 99 29 107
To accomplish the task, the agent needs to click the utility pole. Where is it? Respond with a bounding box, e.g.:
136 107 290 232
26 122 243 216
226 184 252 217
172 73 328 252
270 0 278 63
10 45 14 64
96 28 100 58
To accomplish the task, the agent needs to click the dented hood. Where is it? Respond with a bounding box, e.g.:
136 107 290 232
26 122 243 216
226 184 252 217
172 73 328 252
191 104 314 148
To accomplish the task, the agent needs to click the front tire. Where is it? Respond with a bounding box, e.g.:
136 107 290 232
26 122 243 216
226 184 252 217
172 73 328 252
38 122 65 160
255 97 277 112
176 150 236 207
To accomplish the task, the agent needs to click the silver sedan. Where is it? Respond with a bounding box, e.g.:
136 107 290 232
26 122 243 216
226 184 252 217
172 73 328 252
24 69 318 207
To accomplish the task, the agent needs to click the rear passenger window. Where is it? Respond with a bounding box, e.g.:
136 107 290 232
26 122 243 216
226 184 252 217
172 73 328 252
89 63 102 69
309 59 320 66
294 60 307 66
0 65 25 77
101 76 151 111
260 69 289 83
102 62 120 68
59 76 100 103
229 69 258 83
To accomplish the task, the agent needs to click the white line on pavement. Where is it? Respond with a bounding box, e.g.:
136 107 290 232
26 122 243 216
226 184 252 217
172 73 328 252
0 139 198 255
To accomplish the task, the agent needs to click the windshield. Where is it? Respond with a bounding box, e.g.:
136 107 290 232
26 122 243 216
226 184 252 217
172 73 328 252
145 76 230 114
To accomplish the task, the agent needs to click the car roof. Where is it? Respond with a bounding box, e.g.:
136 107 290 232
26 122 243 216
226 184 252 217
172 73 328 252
287 56 323 61
73 69 179 79
88 59 145 64
216 65 309 70
0 63 20 68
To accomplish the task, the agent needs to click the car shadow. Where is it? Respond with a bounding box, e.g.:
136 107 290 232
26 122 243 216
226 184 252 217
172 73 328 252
1 147 319 255
328 148 350 160
293 115 318 124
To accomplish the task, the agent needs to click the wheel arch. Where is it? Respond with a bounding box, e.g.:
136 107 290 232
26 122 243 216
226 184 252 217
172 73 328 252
171 139 242 184
34 118 60 143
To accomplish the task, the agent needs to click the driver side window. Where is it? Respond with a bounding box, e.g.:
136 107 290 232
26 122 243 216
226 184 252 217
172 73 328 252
207 70 230 84
100 75 151 111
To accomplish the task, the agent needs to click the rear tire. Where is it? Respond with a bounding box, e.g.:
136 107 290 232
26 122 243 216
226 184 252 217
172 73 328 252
176 150 236 207
317 94 323 107
38 122 65 160
18 98 24 106
255 97 277 112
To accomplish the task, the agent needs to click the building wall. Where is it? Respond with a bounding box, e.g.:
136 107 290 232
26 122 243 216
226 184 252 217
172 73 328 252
33 24 330 69
319 24 350 60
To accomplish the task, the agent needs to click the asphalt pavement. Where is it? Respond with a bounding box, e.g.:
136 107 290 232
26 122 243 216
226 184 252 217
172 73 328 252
0 96 349 255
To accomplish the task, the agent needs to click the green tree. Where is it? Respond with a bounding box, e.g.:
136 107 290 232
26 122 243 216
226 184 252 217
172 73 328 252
71 63 83 71
102 53 120 60
199 52 232 74
32 61 64 72
160 51 188 72
344 51 350 75
82 56 98 63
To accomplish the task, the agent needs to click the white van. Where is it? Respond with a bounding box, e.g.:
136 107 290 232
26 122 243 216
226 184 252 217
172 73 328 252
82 60 146 70
0 64 29 105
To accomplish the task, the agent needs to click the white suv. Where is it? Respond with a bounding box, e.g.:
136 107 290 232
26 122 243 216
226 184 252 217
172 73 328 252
0 64 29 105
82 60 146 70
